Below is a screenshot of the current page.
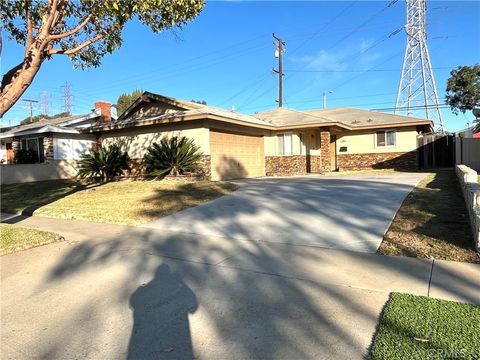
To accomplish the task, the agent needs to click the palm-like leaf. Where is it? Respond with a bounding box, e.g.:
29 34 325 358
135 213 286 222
144 136 202 176
77 144 129 182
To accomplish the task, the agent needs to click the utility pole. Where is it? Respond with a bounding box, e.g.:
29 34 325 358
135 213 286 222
23 99 38 123
61 82 72 113
272 33 285 107
323 91 333 109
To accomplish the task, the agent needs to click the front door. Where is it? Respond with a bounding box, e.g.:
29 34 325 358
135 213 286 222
6 143 14 164
330 135 337 171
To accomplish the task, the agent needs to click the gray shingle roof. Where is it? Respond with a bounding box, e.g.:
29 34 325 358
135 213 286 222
0 113 98 137
93 103 272 131
254 106 432 129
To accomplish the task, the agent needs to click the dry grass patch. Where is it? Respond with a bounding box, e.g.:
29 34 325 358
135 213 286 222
378 170 479 263
2 179 237 226
0 224 64 255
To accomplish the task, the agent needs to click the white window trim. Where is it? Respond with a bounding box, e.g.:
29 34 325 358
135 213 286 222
375 129 397 148
276 132 293 156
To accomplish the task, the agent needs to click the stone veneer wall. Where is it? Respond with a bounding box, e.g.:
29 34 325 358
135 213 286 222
12 137 20 153
337 151 418 171
319 130 331 171
196 155 211 180
266 156 307 176
43 133 54 160
127 155 211 180
307 155 322 173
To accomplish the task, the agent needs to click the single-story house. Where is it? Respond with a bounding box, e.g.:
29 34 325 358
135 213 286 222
85 91 433 180
0 101 111 164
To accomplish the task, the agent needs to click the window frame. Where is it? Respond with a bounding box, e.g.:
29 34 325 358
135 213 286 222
375 129 396 148
20 137 44 162
276 132 293 156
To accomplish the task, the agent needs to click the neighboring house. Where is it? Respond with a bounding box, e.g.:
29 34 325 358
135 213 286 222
86 91 433 180
473 123 480 138
0 101 111 164
455 126 475 138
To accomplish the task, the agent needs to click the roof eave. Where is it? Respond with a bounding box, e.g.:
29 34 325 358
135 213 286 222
346 120 433 131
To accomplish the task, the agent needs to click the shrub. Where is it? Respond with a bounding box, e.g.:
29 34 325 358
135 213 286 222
77 144 129 182
144 136 202 176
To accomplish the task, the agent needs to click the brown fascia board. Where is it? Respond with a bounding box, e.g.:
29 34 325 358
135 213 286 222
85 112 276 133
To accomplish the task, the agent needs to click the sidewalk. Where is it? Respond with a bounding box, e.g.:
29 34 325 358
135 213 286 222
2 213 479 359
3 212 479 303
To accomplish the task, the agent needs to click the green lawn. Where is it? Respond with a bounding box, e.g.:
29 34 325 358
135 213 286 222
1 179 237 225
369 293 480 360
0 224 64 255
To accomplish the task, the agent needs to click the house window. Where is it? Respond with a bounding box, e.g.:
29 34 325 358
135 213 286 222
376 130 396 147
20 137 44 162
276 133 292 155
299 133 306 155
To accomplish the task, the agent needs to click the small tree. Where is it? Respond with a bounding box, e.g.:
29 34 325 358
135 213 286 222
116 89 143 116
445 65 480 115
1 0 205 116
77 144 129 182
144 136 202 176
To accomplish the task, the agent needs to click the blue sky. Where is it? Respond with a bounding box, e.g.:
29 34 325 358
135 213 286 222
2 1 480 131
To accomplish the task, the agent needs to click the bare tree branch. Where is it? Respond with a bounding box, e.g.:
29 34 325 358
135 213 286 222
25 0 33 55
48 27 115 55
49 14 92 40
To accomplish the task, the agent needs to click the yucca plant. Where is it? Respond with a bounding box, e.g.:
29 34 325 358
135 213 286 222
77 144 129 182
144 136 202 176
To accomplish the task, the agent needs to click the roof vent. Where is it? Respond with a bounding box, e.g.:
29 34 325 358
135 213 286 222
231 105 236 112
367 118 373 122
351 120 360 124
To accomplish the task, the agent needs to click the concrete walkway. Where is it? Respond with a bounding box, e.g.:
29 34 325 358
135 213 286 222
2 214 479 359
144 173 425 252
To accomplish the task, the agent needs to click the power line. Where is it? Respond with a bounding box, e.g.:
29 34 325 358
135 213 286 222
324 0 399 52
288 0 358 55
285 66 455 73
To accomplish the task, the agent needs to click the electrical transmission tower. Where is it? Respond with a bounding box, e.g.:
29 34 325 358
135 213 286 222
395 0 444 133
62 82 72 113
40 91 49 116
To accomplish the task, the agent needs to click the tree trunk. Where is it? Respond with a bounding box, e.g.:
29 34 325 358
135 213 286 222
1 43 46 116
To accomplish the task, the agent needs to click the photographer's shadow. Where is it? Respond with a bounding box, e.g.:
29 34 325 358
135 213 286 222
128 264 198 359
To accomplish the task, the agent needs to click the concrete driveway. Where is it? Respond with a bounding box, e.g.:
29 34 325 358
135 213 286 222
144 173 426 252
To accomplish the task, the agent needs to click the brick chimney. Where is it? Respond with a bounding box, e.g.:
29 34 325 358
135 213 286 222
95 101 112 124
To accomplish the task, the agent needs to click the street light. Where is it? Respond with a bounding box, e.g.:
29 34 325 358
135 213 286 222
323 90 333 109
